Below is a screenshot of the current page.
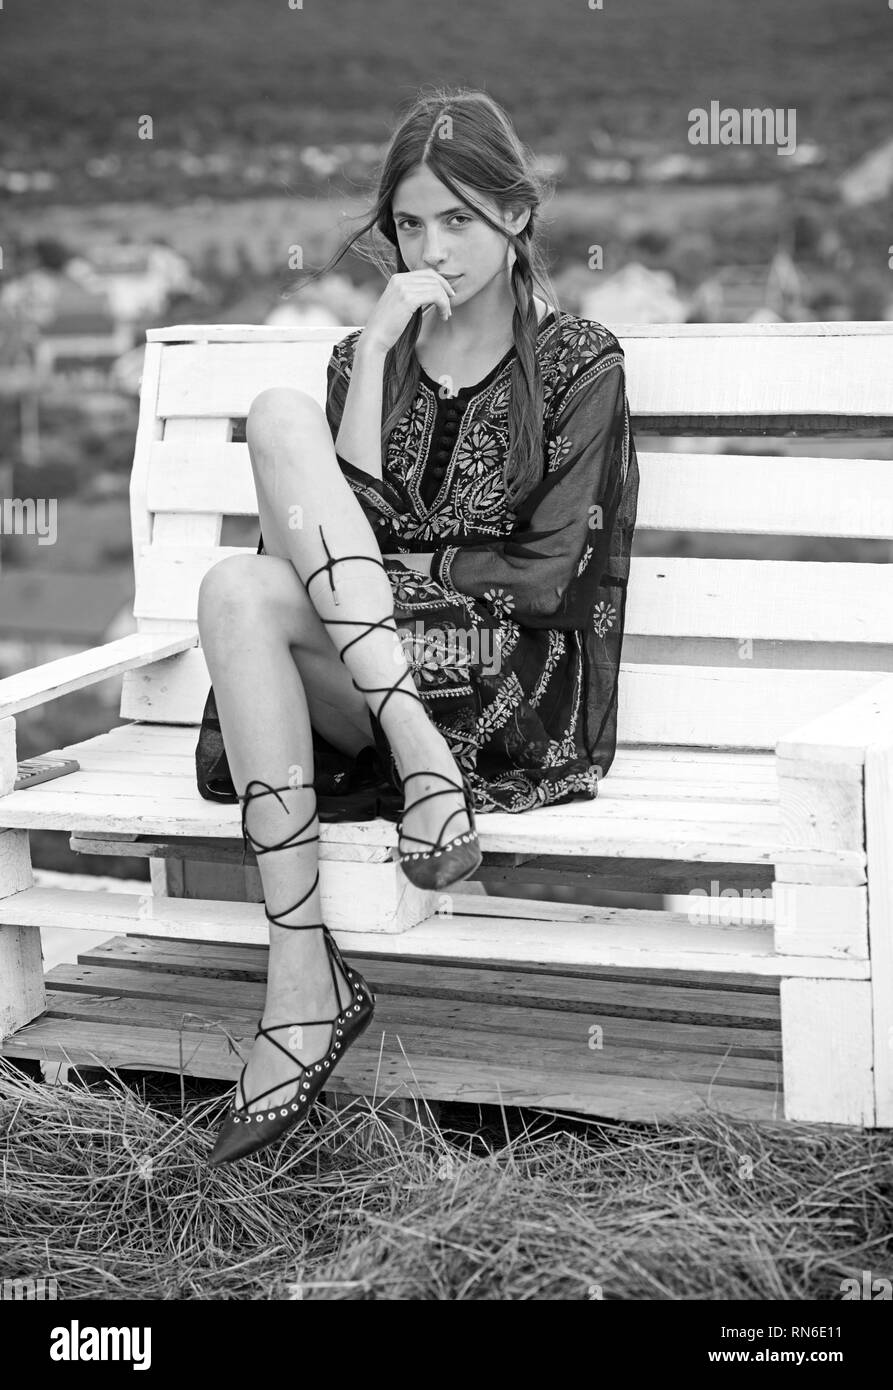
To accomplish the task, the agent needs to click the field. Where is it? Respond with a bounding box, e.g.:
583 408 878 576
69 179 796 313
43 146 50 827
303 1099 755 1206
2 1057 892 1301
3 0 892 187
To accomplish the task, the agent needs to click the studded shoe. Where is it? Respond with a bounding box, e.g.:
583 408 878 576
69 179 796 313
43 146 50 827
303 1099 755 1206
304 526 481 892
208 778 375 1168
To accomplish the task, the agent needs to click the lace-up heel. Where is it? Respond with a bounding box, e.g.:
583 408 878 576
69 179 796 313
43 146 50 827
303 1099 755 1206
304 526 481 892
208 778 375 1169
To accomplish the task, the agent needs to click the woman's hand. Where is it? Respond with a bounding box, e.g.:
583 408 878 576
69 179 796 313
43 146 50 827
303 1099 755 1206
359 271 456 356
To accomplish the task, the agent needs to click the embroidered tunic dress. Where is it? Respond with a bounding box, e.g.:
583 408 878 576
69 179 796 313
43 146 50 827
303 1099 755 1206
195 310 639 815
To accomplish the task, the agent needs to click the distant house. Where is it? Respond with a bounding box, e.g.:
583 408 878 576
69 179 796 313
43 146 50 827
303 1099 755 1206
67 242 201 325
688 251 808 323
579 262 689 325
8 276 132 381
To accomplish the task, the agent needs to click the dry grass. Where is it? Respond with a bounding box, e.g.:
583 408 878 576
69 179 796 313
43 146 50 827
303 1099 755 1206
1 1057 890 1301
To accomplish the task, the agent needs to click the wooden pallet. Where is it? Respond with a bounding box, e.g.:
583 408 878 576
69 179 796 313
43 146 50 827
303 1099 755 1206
2 931 783 1122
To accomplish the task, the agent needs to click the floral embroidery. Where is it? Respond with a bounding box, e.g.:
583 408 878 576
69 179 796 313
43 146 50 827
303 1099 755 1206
593 601 617 638
577 544 594 577
482 586 515 619
546 434 573 472
455 423 503 479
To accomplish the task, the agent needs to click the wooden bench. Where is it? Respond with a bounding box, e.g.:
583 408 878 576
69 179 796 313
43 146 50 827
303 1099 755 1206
1 321 892 1128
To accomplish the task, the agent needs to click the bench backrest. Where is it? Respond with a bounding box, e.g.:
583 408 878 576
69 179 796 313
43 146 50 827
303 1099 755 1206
123 322 893 751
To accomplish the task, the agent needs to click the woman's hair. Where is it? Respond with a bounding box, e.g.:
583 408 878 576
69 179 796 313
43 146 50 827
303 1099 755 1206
304 86 559 507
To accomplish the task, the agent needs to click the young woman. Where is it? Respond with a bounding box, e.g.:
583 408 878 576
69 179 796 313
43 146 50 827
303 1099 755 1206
195 87 639 1167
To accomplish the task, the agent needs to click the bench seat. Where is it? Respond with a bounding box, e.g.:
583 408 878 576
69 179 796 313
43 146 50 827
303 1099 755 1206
0 722 790 865
2 320 891 1131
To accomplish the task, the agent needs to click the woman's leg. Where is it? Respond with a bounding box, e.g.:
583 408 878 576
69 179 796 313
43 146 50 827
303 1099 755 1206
245 386 470 854
197 553 361 1113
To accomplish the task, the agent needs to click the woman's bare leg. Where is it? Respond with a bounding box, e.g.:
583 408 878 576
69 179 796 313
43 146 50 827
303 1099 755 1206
245 386 469 853
197 554 362 1112
196 387 469 1113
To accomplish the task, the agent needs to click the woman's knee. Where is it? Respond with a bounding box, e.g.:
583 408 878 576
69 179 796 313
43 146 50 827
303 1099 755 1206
245 388 326 468
197 553 303 640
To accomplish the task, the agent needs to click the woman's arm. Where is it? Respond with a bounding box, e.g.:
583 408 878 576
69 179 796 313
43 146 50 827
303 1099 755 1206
331 272 455 482
333 334 388 481
430 342 633 629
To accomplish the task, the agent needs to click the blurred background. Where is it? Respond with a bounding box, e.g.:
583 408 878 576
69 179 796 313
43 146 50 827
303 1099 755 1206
1 0 892 898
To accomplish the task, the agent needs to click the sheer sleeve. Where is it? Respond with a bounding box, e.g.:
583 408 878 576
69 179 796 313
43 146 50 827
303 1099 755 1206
431 337 631 630
324 330 400 525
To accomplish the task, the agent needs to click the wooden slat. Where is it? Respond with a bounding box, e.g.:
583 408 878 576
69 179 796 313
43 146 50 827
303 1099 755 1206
118 638 884 748
35 986 779 1088
19 768 782 827
127 339 163 574
41 973 782 1065
781 979 875 1124
777 675 893 766
58 743 782 804
146 441 893 542
133 547 893 645
0 633 197 719
151 323 893 427
0 886 870 977
0 784 791 863
59 941 784 1022
865 739 893 1125
0 1016 780 1119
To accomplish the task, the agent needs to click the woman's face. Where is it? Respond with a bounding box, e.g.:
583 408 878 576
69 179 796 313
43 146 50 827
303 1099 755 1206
391 162 528 307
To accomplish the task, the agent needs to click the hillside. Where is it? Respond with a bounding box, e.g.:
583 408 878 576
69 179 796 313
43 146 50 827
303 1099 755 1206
2 0 891 198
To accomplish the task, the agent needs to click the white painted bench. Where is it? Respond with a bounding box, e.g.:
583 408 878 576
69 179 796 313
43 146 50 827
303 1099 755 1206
1 322 892 1128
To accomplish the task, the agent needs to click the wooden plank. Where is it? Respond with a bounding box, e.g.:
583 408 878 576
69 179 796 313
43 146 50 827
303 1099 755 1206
58 723 784 780
48 961 781 1033
149 418 231 551
0 828 41 1038
38 980 782 1067
0 886 870 977
34 988 779 1089
147 441 893 541
69 834 393 866
16 766 784 826
865 739 893 1125
620 665 881 751
0 783 863 870
55 731 784 804
0 1016 781 1121
118 640 889 746
772 883 868 960
781 979 875 1125
0 716 15 796
81 935 783 1018
0 633 197 719
777 675 893 766
127 339 164 575
133 548 893 644
776 755 865 853
146 321 893 343
152 324 893 425
156 339 335 417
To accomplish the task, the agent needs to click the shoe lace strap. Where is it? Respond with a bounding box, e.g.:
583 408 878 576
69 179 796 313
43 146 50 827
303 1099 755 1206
304 524 424 725
239 777 323 925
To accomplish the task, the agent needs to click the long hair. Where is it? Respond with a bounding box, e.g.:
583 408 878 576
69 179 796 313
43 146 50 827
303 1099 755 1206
302 87 559 508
